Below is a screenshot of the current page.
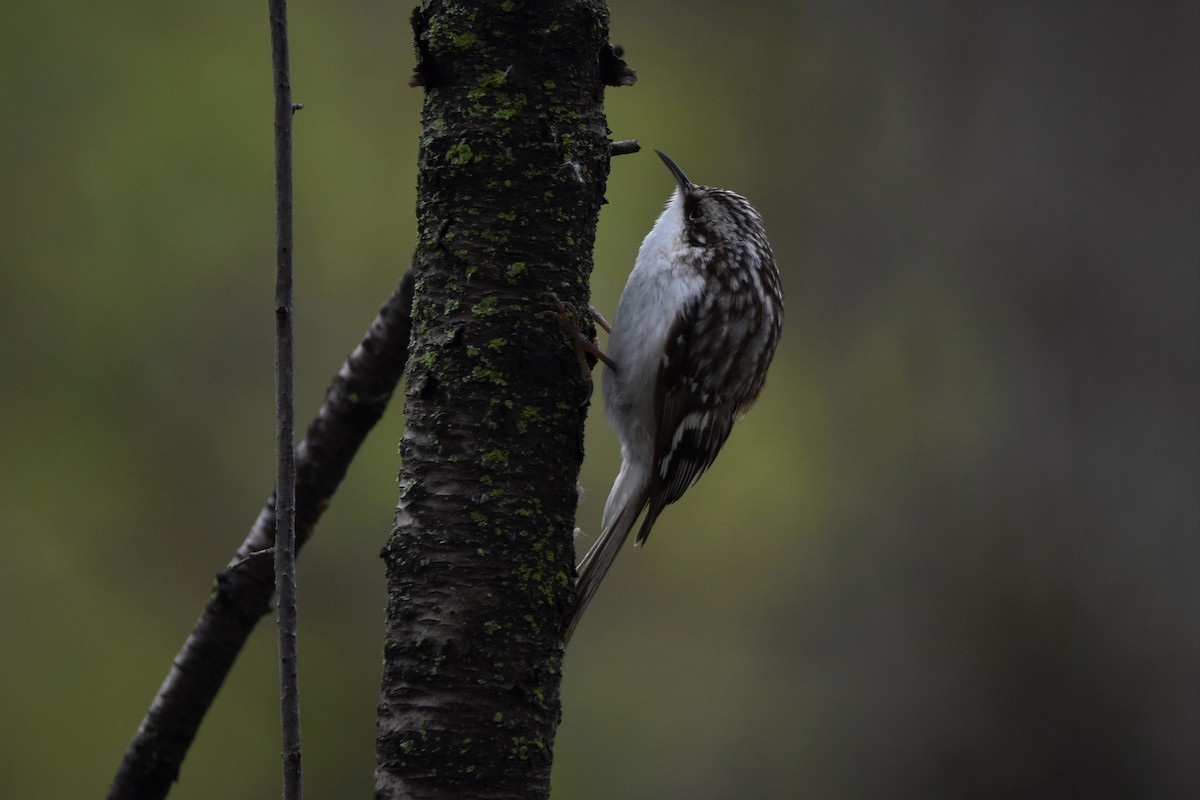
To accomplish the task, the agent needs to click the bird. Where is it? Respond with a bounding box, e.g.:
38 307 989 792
567 150 784 641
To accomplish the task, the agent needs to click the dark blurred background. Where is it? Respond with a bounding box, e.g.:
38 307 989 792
1 2 1196 798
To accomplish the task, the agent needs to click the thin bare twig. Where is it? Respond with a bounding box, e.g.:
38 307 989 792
268 0 303 797
611 139 640 156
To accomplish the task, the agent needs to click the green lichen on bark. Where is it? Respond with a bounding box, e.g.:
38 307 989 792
377 1 616 798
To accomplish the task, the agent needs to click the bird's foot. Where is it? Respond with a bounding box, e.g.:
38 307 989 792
542 293 618 383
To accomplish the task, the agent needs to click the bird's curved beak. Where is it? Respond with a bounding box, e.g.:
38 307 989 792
655 150 692 191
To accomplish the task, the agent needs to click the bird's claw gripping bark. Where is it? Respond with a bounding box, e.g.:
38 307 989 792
541 293 617 388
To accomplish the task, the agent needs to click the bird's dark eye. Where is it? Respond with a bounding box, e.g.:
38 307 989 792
688 207 704 221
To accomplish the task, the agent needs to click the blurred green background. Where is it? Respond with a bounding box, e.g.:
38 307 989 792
1 1 1196 797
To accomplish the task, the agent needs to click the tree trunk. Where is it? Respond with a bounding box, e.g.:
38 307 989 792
375 2 625 798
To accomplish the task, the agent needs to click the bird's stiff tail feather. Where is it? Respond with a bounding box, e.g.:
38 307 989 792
565 464 648 642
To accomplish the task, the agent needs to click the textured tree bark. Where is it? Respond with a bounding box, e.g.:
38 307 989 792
374 2 625 798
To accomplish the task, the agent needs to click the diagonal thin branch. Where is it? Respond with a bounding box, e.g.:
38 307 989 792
107 270 416 800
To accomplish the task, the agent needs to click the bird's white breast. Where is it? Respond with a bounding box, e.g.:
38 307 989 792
603 190 705 451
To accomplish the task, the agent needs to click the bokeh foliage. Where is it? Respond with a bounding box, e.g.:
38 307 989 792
0 2 1196 798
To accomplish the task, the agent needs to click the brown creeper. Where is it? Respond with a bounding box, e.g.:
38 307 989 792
568 151 784 640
